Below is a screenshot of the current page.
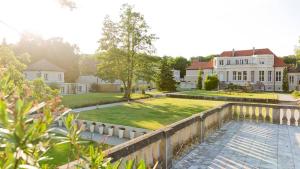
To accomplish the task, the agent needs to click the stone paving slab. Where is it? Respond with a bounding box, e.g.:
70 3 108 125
172 121 300 169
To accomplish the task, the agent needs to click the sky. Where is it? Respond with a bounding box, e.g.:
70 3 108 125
0 0 300 58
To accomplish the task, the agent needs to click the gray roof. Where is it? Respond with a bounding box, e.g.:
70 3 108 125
26 59 64 72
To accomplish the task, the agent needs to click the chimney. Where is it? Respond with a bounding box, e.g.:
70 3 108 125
252 47 255 55
232 48 235 57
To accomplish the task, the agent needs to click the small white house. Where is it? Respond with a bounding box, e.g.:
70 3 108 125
24 59 88 94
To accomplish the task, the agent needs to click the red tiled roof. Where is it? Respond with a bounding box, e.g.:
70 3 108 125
220 48 275 57
187 60 213 70
274 56 286 67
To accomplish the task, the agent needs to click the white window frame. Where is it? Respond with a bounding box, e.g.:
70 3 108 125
233 71 237 80
276 71 281 82
268 71 272 82
44 73 48 80
243 71 247 81
259 71 264 82
238 72 242 81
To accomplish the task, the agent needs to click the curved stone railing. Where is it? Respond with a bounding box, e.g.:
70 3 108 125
59 103 299 169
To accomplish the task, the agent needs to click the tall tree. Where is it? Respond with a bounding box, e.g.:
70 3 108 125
156 56 176 91
172 56 190 78
197 70 203 90
282 68 289 92
97 4 157 99
13 33 80 82
191 55 216 62
283 55 296 65
296 37 300 67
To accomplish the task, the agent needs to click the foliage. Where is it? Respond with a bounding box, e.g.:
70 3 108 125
190 55 216 62
97 4 157 99
204 74 219 90
90 83 101 92
79 54 98 75
156 56 176 92
295 37 300 67
13 32 80 82
292 90 300 98
171 56 190 78
283 55 296 65
197 70 203 89
282 68 289 92
32 78 60 101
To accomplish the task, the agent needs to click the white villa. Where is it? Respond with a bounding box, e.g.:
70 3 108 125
184 48 287 91
24 59 88 94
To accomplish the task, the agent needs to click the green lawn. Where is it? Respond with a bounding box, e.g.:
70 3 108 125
78 98 225 130
42 138 110 167
62 92 149 108
179 90 278 99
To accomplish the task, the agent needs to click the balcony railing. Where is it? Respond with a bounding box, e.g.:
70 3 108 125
59 103 300 169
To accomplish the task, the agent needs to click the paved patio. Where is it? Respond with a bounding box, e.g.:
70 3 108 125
172 121 300 169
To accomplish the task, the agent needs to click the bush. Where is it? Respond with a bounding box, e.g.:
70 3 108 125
142 89 145 94
90 83 101 92
120 86 124 92
204 75 219 90
49 82 61 90
292 90 300 98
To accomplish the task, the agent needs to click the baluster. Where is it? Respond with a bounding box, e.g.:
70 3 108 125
297 109 300 126
245 106 250 119
239 105 245 120
251 106 256 122
282 109 288 125
265 107 271 122
233 105 238 120
272 108 280 124
290 109 296 126
258 107 263 121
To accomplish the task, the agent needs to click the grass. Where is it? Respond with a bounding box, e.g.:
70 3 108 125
179 90 278 99
77 98 225 130
62 92 150 108
42 136 110 167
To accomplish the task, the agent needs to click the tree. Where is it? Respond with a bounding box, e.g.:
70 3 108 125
79 54 98 75
296 37 300 67
156 56 176 91
282 68 289 92
191 55 216 62
97 4 157 99
204 74 219 90
283 55 296 65
172 56 190 78
197 70 203 89
13 33 80 82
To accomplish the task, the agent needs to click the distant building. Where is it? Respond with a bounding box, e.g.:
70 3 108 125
24 59 87 94
184 48 287 91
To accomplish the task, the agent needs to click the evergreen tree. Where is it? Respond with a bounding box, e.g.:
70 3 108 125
282 68 289 92
156 56 176 91
197 70 203 89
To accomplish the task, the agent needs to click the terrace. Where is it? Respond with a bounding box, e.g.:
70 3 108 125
60 102 300 169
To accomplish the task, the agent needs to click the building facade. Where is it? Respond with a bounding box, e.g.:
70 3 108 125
184 48 286 91
24 59 88 94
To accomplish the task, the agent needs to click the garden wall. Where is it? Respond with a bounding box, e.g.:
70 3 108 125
166 93 279 104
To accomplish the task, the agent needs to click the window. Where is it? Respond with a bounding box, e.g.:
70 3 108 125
240 59 243 64
268 71 272 82
227 60 231 65
276 71 281 81
236 60 239 65
251 71 255 82
259 71 264 81
226 71 229 82
58 74 62 81
245 59 248 64
289 76 294 84
238 72 242 80
259 60 265 64
243 71 247 81
233 71 237 80
219 60 224 65
44 73 48 80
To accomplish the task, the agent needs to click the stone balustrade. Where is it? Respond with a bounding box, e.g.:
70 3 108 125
57 119 150 139
59 103 300 169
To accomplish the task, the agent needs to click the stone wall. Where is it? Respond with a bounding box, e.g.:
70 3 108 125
59 103 300 169
166 93 279 104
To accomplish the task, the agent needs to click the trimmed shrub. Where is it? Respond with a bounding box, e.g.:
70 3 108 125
90 83 101 92
204 75 219 90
